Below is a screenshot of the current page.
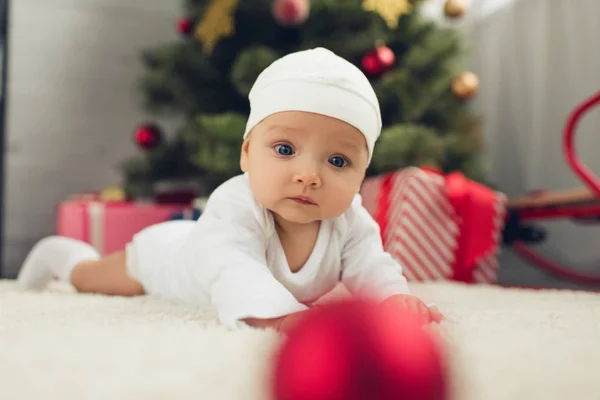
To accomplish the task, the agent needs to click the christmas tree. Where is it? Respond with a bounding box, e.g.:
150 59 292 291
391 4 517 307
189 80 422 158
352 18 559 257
121 0 482 199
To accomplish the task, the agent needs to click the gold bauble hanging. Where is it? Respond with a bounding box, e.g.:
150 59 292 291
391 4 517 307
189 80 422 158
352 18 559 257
362 0 412 29
194 0 239 53
444 0 468 18
451 71 479 100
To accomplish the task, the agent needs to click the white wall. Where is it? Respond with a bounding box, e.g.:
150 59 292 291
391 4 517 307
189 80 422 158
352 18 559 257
3 0 181 277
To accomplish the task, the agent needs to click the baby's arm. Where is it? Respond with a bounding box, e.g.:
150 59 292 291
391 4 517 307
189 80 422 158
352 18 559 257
340 196 411 299
340 196 443 324
244 309 313 332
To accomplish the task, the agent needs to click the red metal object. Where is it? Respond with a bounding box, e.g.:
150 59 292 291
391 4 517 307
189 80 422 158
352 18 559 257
517 203 600 221
563 91 600 198
513 242 600 284
512 90 600 284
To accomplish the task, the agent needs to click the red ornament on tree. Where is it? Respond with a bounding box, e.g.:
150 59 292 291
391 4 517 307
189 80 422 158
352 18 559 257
176 17 194 36
272 0 311 27
362 45 396 77
133 123 163 151
273 299 448 400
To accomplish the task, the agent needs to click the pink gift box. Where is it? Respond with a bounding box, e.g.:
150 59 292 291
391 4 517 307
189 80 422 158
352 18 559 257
56 200 188 255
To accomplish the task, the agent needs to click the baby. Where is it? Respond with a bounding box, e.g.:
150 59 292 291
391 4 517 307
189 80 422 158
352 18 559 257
17 48 443 332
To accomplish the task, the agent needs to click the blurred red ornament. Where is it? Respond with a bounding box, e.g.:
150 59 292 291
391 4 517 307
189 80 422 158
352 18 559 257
376 45 395 69
272 0 310 26
272 299 448 400
362 45 396 76
176 17 194 35
362 52 383 76
133 123 162 151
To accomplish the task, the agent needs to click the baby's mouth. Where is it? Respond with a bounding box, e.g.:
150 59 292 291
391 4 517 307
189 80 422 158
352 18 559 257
289 195 316 205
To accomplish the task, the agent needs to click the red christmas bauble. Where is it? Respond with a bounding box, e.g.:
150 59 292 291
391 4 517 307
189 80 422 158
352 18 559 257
362 51 382 76
133 123 162 150
374 300 448 400
362 45 396 76
176 17 194 35
376 46 395 69
272 0 310 27
273 299 448 400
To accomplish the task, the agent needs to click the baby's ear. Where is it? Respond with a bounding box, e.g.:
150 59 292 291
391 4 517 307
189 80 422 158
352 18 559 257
240 137 250 172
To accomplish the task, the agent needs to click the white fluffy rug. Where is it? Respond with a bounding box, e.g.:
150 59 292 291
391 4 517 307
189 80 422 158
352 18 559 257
1 280 600 400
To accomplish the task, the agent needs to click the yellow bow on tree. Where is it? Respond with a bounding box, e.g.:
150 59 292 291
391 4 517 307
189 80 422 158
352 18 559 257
362 0 412 29
194 0 240 53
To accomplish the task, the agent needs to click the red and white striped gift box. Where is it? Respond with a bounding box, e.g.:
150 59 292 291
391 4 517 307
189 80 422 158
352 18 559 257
360 167 507 284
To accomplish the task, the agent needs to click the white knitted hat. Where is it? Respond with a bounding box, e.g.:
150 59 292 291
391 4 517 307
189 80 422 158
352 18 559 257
243 47 382 164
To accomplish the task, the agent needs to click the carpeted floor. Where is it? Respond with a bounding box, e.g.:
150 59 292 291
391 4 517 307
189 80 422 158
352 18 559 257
1 280 599 400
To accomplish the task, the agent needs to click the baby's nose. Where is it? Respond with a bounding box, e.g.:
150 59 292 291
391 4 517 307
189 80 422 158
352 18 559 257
293 170 322 188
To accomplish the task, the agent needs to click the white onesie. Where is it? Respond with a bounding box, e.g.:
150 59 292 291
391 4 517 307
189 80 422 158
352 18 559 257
126 173 410 328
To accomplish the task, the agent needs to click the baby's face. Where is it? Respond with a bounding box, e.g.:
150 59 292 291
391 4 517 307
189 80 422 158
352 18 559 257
240 111 369 225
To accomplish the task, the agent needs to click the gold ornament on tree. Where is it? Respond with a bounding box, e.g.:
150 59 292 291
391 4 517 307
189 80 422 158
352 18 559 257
451 71 479 100
362 0 412 29
100 186 126 202
194 0 239 53
444 0 468 18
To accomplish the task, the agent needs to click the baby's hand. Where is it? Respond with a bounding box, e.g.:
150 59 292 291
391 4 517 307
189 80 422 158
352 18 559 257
381 294 445 326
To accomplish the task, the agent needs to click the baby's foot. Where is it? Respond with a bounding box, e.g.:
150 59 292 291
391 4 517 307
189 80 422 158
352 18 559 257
17 236 100 290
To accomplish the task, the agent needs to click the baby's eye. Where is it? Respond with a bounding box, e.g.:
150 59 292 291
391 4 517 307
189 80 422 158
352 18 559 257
329 156 349 168
274 144 294 156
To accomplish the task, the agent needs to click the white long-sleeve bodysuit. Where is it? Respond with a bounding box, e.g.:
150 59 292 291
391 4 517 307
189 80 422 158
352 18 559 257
126 173 410 328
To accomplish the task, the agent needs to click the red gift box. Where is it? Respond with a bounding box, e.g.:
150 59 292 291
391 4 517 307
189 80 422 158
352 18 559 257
56 199 188 255
360 167 507 284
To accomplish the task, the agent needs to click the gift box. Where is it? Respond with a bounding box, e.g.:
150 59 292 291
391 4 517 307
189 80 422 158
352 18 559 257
360 167 507 284
56 199 189 255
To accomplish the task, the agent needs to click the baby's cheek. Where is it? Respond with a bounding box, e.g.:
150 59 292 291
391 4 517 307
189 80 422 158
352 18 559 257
336 172 363 195
248 173 276 203
327 181 357 209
